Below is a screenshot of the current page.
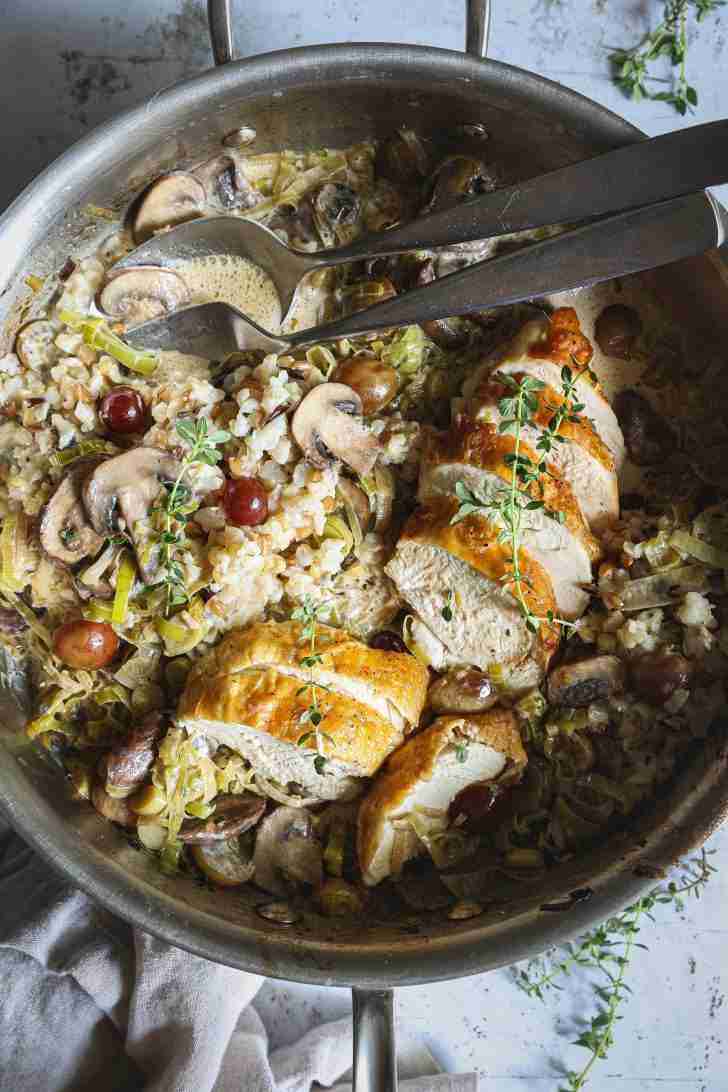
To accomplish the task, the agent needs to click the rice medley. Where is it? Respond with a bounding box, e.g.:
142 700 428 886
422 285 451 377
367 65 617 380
2 131 727 904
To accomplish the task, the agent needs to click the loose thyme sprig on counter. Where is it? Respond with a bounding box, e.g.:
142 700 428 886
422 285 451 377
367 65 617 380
609 0 723 115
452 367 584 635
292 596 335 775
518 850 716 1091
156 418 230 615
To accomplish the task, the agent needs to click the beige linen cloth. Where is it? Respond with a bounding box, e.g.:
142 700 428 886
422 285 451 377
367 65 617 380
0 813 477 1092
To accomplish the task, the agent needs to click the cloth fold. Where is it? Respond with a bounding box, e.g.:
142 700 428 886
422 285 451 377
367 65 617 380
0 814 477 1092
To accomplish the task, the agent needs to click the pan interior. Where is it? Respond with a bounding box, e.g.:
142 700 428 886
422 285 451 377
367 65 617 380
1 45 726 986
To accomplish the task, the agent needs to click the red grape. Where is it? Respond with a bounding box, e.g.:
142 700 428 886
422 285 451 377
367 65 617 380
222 477 269 527
369 630 407 654
54 620 120 669
99 387 147 434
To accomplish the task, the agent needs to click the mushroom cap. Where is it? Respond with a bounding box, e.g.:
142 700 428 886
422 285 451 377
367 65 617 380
97 266 190 325
39 458 105 566
191 836 256 887
83 447 179 536
15 320 58 371
291 383 379 478
105 712 163 798
547 654 626 708
131 172 206 244
252 805 323 896
337 477 372 534
82 447 179 583
179 792 266 844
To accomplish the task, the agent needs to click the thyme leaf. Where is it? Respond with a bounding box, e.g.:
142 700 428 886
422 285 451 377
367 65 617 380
517 850 716 1090
292 596 333 771
609 1 723 115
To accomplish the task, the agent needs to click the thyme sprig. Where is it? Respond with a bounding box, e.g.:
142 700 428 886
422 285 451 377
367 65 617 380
517 850 716 1091
609 1 723 115
156 418 230 615
452 368 583 635
292 596 334 775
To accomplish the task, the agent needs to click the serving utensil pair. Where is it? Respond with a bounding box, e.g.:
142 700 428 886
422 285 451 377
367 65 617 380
121 120 728 358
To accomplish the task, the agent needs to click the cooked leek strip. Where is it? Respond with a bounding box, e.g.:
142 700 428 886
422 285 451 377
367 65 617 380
618 564 709 611
51 438 118 469
95 683 130 707
0 512 28 592
323 819 347 877
83 599 114 622
111 551 136 625
669 530 728 570
382 325 427 374
243 155 347 220
58 309 157 376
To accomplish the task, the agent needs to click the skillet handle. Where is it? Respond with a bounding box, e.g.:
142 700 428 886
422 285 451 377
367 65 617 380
352 987 398 1092
207 0 491 64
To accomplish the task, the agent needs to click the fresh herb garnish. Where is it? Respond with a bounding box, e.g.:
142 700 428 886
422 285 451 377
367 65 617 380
452 368 582 636
517 849 716 1091
609 1 723 115
156 418 230 616
292 596 334 773
441 588 455 622
454 740 469 764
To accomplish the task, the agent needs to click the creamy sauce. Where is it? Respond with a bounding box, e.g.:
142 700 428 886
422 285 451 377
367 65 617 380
175 254 282 333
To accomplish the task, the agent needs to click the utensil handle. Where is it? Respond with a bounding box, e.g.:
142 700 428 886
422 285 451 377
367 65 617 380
352 987 398 1092
308 119 728 267
288 192 725 346
207 0 491 64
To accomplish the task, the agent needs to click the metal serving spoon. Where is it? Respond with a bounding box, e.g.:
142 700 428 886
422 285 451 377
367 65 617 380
117 120 728 321
125 192 727 358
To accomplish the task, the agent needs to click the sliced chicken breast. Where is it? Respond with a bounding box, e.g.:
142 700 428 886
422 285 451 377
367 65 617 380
385 496 559 675
198 620 429 733
419 420 599 618
462 309 624 523
177 621 430 802
358 708 527 885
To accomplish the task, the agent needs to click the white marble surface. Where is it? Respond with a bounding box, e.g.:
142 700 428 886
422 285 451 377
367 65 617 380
1 1 727 1087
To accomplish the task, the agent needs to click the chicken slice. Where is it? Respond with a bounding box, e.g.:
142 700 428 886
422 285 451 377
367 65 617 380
419 419 599 618
462 309 623 530
385 496 559 676
358 708 527 886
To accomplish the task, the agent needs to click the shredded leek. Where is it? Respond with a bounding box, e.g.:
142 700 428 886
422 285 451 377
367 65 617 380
58 309 157 376
51 438 118 469
323 819 347 877
619 564 709 611
305 345 337 375
322 514 354 557
83 599 114 622
382 325 428 375
95 683 130 707
156 597 209 655
111 551 136 625
244 154 347 220
669 529 728 570
0 512 28 593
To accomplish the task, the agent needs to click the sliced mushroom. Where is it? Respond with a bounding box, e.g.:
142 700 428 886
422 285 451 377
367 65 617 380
75 540 121 600
192 153 261 211
179 792 266 843
291 383 379 477
15 320 58 371
422 155 495 214
337 478 372 533
331 355 399 416
105 712 163 798
0 606 28 636
547 655 626 708
375 128 429 185
39 457 105 566
82 448 179 582
370 463 396 533
594 304 643 359
428 668 497 715
311 183 362 248
414 258 469 348
97 267 190 325
252 805 323 896
91 782 137 828
191 835 256 886
131 172 206 244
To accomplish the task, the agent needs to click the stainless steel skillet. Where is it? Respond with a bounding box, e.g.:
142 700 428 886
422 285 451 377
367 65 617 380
0 1 727 1089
